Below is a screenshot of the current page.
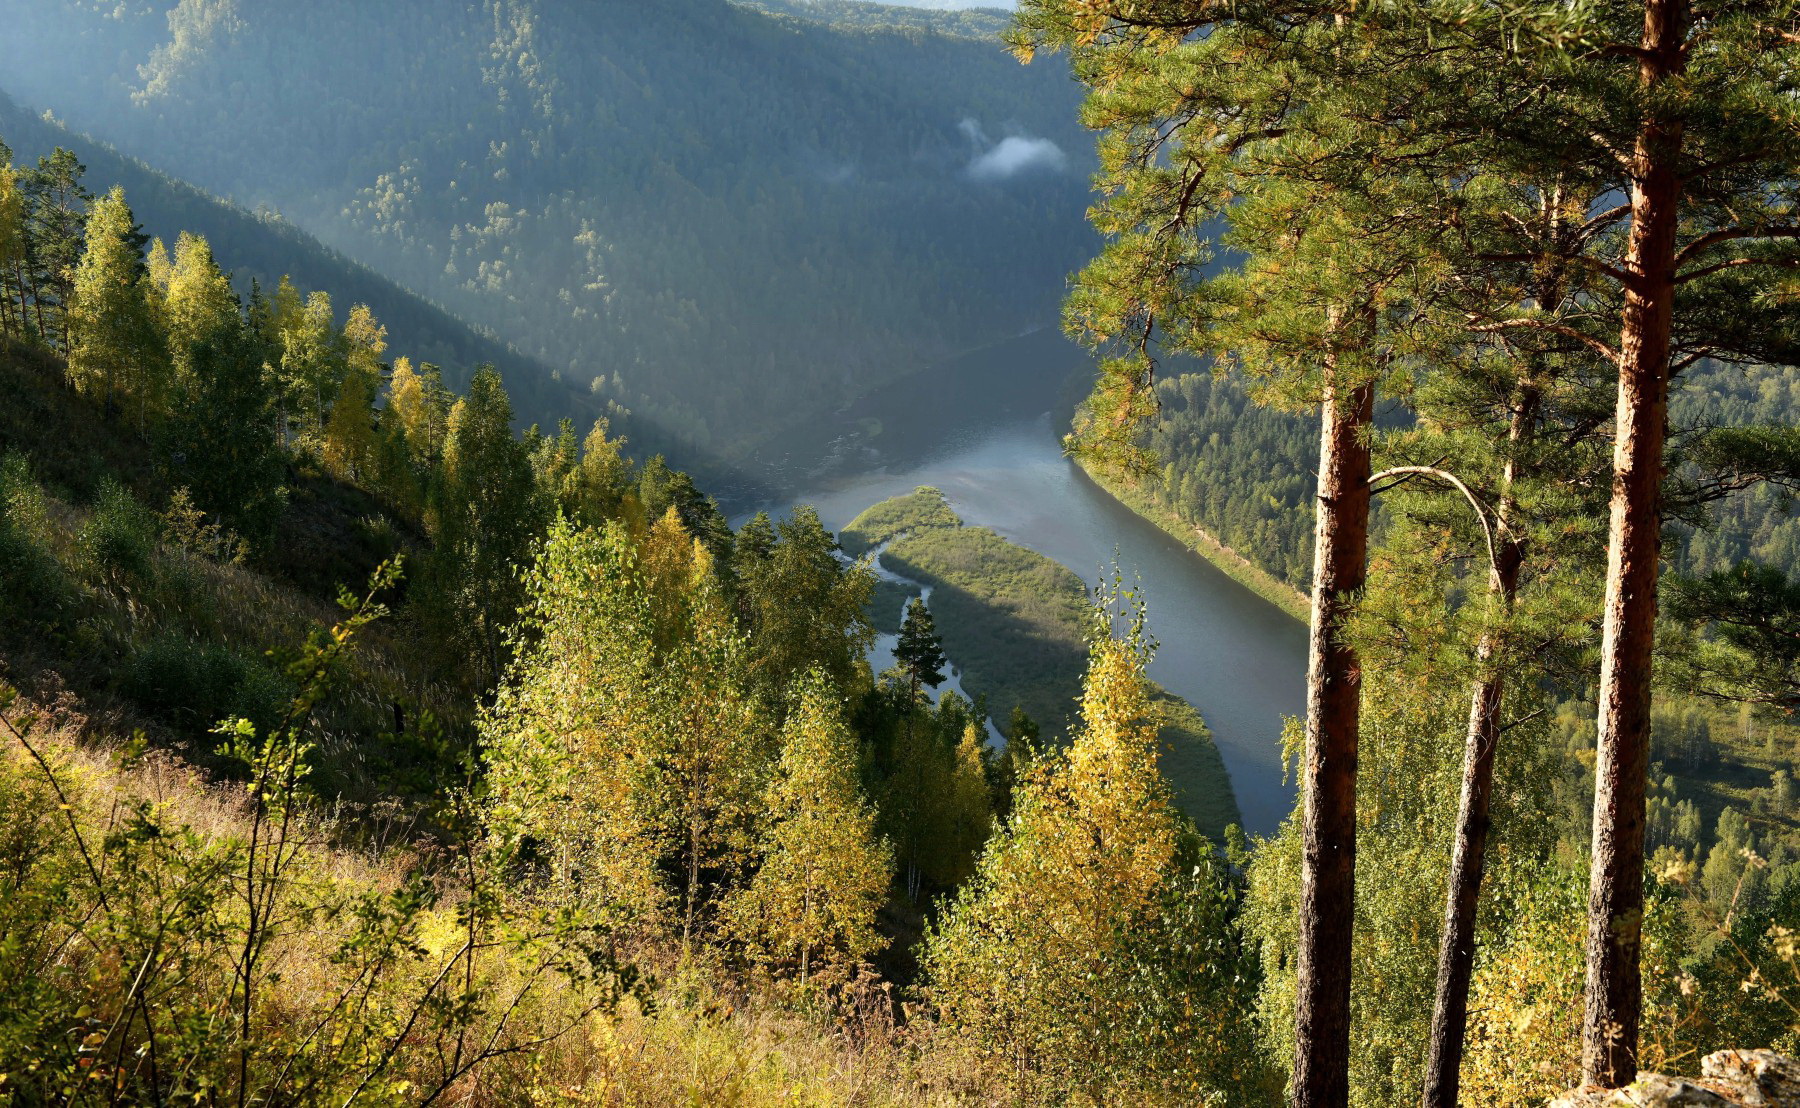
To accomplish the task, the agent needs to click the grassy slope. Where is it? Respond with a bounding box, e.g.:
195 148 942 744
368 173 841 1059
844 487 1242 839
0 341 461 806
839 485 963 557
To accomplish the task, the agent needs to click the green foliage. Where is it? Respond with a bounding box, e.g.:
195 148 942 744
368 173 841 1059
422 365 545 689
0 451 76 634
882 522 1088 735
729 669 893 981
123 633 290 737
159 315 288 546
869 687 993 901
0 101 596 439
80 477 158 594
484 518 770 936
733 506 876 702
894 596 945 690
0 0 1095 461
926 607 1271 1104
838 485 962 558
1666 562 1800 712
67 185 166 422
1104 371 1319 591
0 568 630 1106
850 487 1241 838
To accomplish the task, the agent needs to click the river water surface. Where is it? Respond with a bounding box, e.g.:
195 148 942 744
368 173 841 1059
735 330 1307 835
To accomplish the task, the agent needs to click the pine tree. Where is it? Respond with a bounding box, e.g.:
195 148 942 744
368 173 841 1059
67 186 166 426
24 148 90 352
894 596 945 705
729 669 892 981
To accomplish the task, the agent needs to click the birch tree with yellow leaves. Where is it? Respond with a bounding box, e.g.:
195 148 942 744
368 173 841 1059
924 592 1270 1104
729 669 891 983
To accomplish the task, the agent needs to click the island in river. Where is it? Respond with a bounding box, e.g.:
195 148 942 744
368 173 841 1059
736 327 1307 837
841 486 1241 842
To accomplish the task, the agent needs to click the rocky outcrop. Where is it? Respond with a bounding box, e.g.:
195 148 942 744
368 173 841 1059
1550 1050 1800 1107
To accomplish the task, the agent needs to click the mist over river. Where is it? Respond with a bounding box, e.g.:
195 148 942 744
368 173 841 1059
729 329 1307 835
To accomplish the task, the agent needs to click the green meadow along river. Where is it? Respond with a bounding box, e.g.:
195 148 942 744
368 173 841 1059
735 329 1308 836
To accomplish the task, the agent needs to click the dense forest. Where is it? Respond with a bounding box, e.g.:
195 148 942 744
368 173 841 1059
1 136 1243 1101
4 0 1800 1104
0 0 1095 464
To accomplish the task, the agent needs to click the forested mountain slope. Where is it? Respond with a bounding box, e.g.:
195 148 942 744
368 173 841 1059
0 92 616 442
0 0 1094 460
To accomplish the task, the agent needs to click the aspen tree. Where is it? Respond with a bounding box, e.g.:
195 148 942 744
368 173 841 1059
163 232 237 364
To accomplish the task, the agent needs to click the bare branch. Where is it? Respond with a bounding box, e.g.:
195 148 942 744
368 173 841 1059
1368 465 1507 591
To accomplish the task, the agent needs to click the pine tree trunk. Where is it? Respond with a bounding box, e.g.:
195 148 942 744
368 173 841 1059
1292 373 1373 1108
1421 386 1535 1108
1583 0 1686 1085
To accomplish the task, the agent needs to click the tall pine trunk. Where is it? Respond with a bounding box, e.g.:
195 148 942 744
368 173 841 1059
1421 382 1537 1108
1583 0 1686 1085
1292 372 1373 1108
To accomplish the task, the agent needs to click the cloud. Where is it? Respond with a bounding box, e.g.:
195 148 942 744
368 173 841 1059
957 116 1068 181
966 134 1068 181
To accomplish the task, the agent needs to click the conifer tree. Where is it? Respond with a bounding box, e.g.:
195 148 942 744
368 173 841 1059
25 147 90 352
894 596 945 707
68 186 165 426
1011 9 1454 1097
730 669 891 981
1508 6 1800 1080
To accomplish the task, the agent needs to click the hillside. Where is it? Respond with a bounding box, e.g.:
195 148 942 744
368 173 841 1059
0 93 637 449
0 0 1095 461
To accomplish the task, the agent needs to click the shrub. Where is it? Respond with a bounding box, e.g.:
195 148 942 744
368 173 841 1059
80 478 157 594
0 452 78 636
122 634 289 736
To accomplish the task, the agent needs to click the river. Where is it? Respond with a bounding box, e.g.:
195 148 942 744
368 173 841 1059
731 328 1307 836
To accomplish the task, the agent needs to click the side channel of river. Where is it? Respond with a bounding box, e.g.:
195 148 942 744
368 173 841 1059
735 329 1307 836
